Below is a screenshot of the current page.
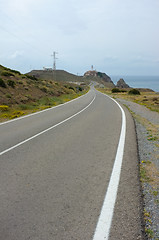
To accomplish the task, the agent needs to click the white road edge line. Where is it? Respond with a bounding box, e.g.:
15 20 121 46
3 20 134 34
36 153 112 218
93 91 126 240
0 95 96 156
0 90 90 126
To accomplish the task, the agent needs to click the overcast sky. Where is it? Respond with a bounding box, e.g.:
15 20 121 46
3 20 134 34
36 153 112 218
0 0 159 76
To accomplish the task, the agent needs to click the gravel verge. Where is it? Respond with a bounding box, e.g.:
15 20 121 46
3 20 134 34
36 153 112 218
117 98 159 240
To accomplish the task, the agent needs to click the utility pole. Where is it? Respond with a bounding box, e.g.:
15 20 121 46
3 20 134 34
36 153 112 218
51 51 58 80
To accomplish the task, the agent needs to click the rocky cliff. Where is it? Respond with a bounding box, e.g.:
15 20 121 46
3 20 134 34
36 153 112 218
116 78 130 88
84 70 115 88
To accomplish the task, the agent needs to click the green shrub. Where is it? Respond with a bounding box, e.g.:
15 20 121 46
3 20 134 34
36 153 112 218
0 78 6 88
10 69 21 75
128 89 140 95
0 66 20 75
78 86 83 91
69 86 75 91
6 93 12 98
25 74 38 80
152 97 158 101
40 86 48 93
7 79 16 88
112 88 121 93
18 80 23 84
1 71 14 77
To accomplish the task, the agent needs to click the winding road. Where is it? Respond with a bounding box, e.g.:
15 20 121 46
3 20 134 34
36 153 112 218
0 87 144 239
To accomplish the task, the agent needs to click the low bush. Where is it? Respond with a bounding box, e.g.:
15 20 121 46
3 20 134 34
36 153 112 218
10 69 21 75
40 86 48 93
120 89 127 93
77 86 83 91
6 93 12 98
25 74 38 81
69 86 74 90
7 79 16 88
18 80 23 84
128 89 140 95
152 97 158 101
0 66 20 75
1 71 14 77
112 88 121 93
0 78 6 88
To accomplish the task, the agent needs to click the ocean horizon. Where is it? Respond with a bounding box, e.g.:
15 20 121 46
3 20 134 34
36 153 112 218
110 75 159 92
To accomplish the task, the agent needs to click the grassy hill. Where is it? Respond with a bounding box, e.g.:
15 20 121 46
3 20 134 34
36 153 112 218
28 69 117 88
0 65 88 121
28 69 86 83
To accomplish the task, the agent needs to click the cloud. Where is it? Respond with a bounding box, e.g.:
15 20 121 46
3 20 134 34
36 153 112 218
0 0 159 75
103 56 118 62
130 55 159 64
5 0 37 15
9 50 24 59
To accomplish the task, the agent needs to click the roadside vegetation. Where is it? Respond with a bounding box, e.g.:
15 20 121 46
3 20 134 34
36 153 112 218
0 65 89 122
97 87 159 113
97 86 159 239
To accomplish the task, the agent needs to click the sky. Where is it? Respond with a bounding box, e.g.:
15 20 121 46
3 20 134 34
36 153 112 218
0 0 159 77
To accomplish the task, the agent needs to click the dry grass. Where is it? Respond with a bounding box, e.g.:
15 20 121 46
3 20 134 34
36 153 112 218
0 90 88 122
0 65 89 122
146 162 159 189
141 160 159 190
131 113 159 142
97 88 159 113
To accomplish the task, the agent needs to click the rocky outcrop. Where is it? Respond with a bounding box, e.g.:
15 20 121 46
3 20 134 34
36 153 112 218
84 70 115 88
97 72 113 83
84 70 98 77
116 78 130 88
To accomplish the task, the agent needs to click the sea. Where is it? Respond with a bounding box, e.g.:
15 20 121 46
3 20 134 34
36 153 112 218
110 75 159 92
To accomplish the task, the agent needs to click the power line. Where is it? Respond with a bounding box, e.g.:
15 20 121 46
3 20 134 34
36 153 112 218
0 23 44 57
51 51 58 71
0 9 47 59
51 51 58 80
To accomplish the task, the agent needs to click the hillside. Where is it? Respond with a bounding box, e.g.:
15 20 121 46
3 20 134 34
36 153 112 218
28 69 116 88
0 65 88 120
28 69 85 83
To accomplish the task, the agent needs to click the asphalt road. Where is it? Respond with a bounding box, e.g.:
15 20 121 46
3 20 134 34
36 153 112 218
0 87 144 240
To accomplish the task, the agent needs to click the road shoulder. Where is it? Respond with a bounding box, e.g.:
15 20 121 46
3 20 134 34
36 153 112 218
117 98 159 240
109 104 146 240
